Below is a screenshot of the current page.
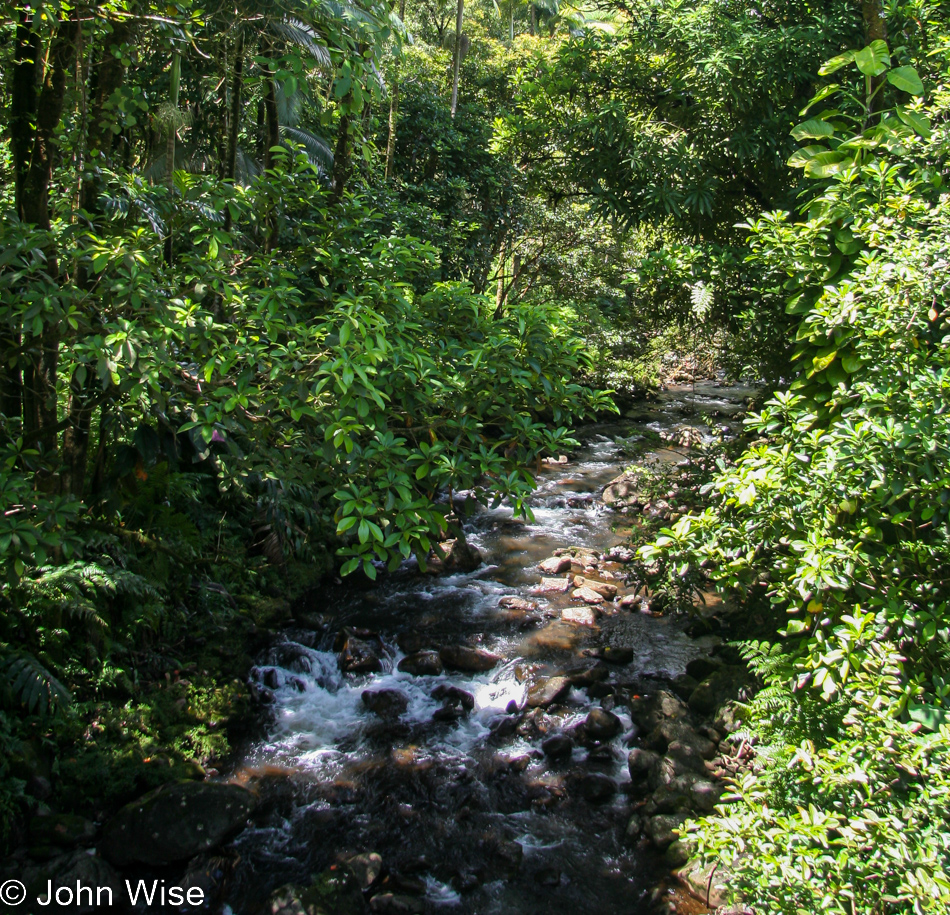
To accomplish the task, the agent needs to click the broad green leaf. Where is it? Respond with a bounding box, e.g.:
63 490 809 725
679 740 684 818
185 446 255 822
791 119 834 141
804 151 853 178
800 83 840 114
787 145 826 169
854 40 890 77
897 106 932 138
887 66 924 96
812 350 837 372
818 51 855 76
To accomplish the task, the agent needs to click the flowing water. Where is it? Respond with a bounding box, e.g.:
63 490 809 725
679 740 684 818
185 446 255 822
225 383 753 915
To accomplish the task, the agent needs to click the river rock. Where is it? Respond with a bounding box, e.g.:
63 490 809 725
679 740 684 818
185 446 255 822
714 701 745 734
28 813 96 850
689 666 747 716
100 780 255 866
600 645 634 665
619 594 642 609
669 673 700 702
572 586 606 604
645 813 689 850
685 656 722 681
539 555 572 574
674 859 730 909
628 689 689 731
535 576 572 594
562 658 609 686
584 708 622 741
343 852 383 890
571 772 617 803
645 720 716 758
20 850 125 914
397 651 443 676
439 645 500 672
624 814 643 843
362 689 410 719
339 637 383 674
562 606 599 625
602 471 644 508
370 893 425 914
431 683 475 710
526 676 571 707
441 538 482 572
605 545 635 562
628 748 661 781
542 734 574 760
573 578 618 600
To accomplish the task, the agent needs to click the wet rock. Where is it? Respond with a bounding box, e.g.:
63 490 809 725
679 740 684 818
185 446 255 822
645 813 689 850
669 673 700 702
665 839 691 867
439 645 500 672
261 667 281 690
339 637 383 674
432 684 475 710
453 870 481 893
534 867 562 887
689 666 748 716
535 576 572 594
562 606 599 626
526 676 571 708
605 545 635 562
397 651 443 676
370 893 425 914
539 555 573 574
573 578 618 600
687 777 724 812
99 780 255 866
602 471 644 508
571 586 606 605
28 814 96 850
562 659 609 687
498 596 541 622
624 814 643 843
714 701 745 735
18 850 125 914
666 740 716 776
541 734 574 760
492 839 524 875
600 645 635 665
396 631 430 654
674 859 730 909
628 748 661 780
685 657 722 681
645 720 716 758
178 853 237 913
619 594 642 610
441 538 482 572
571 772 617 803
584 708 622 741
362 688 410 719
628 690 689 732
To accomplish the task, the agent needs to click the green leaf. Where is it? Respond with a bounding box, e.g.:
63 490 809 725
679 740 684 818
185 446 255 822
897 106 932 138
791 119 834 141
787 145 826 169
854 40 890 78
804 151 853 178
887 66 924 96
818 51 855 76
908 702 948 731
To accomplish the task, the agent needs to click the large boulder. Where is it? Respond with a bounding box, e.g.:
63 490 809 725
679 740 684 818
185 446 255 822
628 689 689 732
526 676 571 708
583 708 622 741
362 688 410 719
602 471 644 508
99 780 256 866
339 636 383 674
19 850 125 914
441 538 482 573
439 645 500 672
397 651 443 676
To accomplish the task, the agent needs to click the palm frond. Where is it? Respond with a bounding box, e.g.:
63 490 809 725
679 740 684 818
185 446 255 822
281 126 335 172
270 18 332 70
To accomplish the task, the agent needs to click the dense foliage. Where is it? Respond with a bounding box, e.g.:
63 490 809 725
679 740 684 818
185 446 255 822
642 15 950 913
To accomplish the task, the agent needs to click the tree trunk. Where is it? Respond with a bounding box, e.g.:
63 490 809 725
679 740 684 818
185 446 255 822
529 5 537 36
385 0 407 181
450 0 464 117
224 29 245 231
331 110 352 202
11 12 81 464
261 40 281 252
163 48 181 265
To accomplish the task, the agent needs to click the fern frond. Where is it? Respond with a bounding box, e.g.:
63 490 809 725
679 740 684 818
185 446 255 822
1 650 72 716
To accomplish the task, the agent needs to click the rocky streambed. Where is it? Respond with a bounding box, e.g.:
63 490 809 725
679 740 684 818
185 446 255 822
5 383 756 915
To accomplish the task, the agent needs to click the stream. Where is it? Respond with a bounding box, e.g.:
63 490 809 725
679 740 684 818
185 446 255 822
226 383 753 915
